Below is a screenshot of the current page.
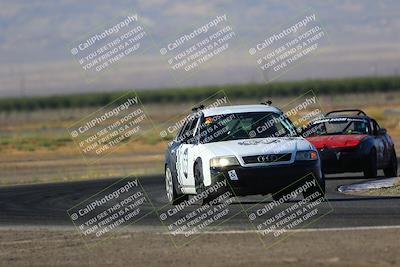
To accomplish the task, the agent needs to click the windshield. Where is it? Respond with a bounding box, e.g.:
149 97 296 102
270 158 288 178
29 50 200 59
305 117 371 136
198 112 297 144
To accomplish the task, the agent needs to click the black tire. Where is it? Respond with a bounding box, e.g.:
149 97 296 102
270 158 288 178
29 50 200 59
272 187 295 202
364 148 378 178
383 149 398 178
194 161 205 194
317 173 326 196
194 161 225 205
303 177 326 200
165 165 188 205
271 189 288 201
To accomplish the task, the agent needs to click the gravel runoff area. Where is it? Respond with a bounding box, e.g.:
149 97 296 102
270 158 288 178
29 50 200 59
338 177 400 196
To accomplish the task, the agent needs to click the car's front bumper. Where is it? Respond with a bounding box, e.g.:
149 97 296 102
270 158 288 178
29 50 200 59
317 147 368 173
210 160 322 196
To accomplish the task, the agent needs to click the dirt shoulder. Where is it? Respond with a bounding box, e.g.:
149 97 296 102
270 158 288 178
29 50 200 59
1 228 399 267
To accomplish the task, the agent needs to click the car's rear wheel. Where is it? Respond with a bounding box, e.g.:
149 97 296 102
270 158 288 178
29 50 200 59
383 149 398 177
165 165 188 205
364 148 378 178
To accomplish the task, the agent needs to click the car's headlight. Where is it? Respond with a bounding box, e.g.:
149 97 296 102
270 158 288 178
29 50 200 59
210 156 240 168
295 150 318 161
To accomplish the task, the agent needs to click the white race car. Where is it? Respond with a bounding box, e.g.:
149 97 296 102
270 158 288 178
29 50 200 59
164 103 324 204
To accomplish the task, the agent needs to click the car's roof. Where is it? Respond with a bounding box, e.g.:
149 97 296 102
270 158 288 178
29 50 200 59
202 104 282 117
326 115 370 120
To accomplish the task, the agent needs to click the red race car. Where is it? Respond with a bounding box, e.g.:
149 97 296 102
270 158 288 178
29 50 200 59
303 109 397 178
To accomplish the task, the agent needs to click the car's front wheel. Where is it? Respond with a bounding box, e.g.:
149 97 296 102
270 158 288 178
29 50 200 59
194 161 226 205
364 149 378 178
383 149 398 178
303 177 325 200
165 165 188 205
272 188 292 202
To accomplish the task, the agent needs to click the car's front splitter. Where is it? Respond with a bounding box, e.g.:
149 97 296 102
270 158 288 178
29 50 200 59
210 161 322 196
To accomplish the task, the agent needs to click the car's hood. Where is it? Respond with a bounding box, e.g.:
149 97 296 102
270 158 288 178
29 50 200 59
306 134 367 149
201 137 314 157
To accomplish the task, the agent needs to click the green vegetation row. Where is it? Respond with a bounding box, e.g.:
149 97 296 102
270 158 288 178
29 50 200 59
1 76 399 111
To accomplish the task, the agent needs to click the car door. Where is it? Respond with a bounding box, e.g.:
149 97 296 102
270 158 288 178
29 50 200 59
372 119 388 166
376 119 393 163
168 119 191 182
176 115 200 191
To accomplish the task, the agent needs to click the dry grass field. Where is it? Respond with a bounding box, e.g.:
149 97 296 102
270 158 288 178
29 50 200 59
0 91 399 185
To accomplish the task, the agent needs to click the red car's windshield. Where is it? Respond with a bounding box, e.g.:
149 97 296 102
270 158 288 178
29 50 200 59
306 117 371 136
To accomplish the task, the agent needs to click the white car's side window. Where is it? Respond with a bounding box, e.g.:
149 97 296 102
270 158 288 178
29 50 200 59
192 117 202 142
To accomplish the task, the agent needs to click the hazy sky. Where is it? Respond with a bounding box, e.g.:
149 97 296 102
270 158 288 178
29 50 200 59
0 0 399 97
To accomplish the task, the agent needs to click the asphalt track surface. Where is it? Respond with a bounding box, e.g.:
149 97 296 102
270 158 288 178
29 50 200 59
1 171 400 231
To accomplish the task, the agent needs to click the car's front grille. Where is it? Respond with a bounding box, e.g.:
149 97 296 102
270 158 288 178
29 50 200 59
242 153 292 164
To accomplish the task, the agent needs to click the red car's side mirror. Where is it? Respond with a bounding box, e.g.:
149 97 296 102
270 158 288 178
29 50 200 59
378 128 387 135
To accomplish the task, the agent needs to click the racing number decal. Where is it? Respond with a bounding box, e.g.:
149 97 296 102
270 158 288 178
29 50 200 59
381 135 392 162
377 140 385 162
182 148 188 178
228 170 239 180
175 145 189 183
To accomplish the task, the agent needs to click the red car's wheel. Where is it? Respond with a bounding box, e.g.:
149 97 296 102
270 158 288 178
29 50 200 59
383 150 398 178
364 148 378 178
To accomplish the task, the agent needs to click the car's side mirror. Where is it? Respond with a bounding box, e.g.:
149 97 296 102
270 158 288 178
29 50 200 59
378 128 387 135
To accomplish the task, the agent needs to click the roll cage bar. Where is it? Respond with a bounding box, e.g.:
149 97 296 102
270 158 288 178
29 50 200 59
326 109 367 117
